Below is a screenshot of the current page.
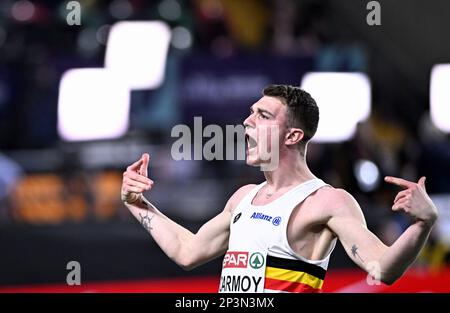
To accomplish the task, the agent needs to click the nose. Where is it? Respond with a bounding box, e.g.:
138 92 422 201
243 113 254 129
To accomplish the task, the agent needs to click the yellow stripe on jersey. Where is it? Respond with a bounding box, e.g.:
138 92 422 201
265 266 324 289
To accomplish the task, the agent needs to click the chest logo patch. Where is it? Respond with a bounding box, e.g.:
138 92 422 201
250 212 282 226
249 252 264 269
233 213 242 224
272 216 282 226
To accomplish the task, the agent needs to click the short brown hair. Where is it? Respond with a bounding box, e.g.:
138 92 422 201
263 84 319 151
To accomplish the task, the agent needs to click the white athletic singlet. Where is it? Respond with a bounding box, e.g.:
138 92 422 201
219 178 337 293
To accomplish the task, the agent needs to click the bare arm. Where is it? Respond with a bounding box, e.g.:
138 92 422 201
326 176 438 285
124 196 231 271
121 153 254 270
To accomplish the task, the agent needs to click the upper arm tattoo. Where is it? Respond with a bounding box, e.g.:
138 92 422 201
351 244 365 264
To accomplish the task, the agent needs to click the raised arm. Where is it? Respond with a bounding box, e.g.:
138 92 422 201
326 176 438 285
121 153 254 271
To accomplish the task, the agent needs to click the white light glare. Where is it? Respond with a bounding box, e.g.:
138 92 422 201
300 72 371 143
171 26 192 50
11 0 35 22
430 64 450 133
105 21 171 90
354 159 380 192
58 68 130 141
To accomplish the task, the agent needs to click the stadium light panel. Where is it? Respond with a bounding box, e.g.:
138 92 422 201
105 21 171 90
58 68 130 141
301 72 371 143
430 64 450 133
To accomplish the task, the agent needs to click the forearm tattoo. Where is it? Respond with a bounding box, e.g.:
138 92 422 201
351 244 365 264
139 211 154 232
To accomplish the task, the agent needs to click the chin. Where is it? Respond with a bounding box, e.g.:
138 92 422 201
245 156 260 167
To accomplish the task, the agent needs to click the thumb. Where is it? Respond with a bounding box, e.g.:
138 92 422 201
139 153 150 177
418 176 426 190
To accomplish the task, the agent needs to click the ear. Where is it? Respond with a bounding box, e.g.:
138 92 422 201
285 128 304 146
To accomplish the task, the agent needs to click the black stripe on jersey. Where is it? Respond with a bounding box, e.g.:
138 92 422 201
266 255 326 280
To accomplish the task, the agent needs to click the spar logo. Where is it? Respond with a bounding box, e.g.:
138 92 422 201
249 252 264 269
220 251 266 293
223 251 266 270
223 251 248 269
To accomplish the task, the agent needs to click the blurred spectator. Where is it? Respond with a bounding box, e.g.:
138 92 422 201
0 153 23 220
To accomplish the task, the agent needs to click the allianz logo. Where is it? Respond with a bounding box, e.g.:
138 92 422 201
250 212 282 226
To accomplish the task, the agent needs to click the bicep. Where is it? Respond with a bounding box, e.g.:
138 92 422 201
326 194 388 272
186 184 255 268
191 209 231 262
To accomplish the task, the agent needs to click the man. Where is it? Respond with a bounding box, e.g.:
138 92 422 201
121 85 438 293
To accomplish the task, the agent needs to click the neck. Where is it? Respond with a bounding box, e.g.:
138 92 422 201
263 148 316 191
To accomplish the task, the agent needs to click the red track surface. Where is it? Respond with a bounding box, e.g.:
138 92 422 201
1 267 449 293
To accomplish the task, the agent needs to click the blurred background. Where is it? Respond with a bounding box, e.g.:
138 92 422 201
0 0 449 292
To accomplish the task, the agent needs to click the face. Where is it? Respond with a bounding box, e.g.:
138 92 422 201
243 96 289 167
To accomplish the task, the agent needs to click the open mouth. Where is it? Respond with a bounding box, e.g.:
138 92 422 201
245 133 258 151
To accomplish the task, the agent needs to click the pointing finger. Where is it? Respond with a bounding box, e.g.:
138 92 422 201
139 153 150 178
384 176 415 189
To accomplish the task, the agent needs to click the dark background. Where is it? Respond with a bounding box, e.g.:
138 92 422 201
0 0 449 291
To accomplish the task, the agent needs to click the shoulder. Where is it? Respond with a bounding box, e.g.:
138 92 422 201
224 184 258 213
230 184 258 205
315 187 358 206
312 186 365 220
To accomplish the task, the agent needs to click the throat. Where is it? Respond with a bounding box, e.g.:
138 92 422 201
265 192 274 199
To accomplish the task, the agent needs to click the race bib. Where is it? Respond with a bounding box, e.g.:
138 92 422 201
218 251 266 293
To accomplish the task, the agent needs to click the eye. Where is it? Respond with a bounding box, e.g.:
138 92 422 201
259 113 269 119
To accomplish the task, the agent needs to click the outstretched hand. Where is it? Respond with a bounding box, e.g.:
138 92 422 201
385 176 438 226
121 153 154 204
